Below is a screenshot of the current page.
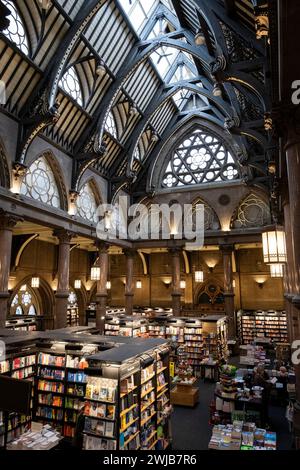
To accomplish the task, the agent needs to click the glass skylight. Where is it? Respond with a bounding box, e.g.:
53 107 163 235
119 0 175 34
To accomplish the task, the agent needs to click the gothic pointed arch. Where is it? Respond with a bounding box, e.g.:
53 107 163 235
150 118 241 191
230 191 271 229
75 177 102 224
20 150 68 211
192 196 221 231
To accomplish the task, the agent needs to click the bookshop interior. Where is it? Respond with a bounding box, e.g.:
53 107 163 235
0 0 300 454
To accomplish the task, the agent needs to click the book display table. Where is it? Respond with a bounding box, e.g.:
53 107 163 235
171 380 199 407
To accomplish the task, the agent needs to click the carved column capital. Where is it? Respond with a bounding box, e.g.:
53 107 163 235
0 210 23 230
219 243 235 254
95 240 110 254
123 248 136 258
168 247 182 257
53 229 76 244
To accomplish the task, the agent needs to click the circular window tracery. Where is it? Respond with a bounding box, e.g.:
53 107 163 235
162 129 239 188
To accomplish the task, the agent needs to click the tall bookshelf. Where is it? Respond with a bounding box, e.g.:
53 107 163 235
237 310 288 344
82 341 171 451
0 348 36 447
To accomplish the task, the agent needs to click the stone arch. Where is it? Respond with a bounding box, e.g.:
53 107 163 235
230 191 271 229
8 275 55 329
149 117 241 191
194 278 225 312
191 196 221 231
21 149 69 211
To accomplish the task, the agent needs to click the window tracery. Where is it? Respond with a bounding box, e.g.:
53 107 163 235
20 156 61 208
2 1 29 55
162 129 239 188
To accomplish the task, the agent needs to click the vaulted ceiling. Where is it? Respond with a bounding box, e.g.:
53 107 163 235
0 0 276 202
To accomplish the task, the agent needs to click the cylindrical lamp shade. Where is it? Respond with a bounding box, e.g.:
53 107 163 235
195 271 204 282
31 277 40 288
106 281 111 290
270 263 284 278
180 280 186 289
91 267 101 281
262 228 287 263
136 280 142 289
74 280 81 289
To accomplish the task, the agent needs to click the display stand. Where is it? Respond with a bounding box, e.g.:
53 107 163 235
171 380 199 407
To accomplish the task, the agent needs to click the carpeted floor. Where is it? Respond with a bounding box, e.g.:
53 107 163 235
171 379 293 450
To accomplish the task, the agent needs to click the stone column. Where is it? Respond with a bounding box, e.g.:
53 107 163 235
0 211 21 328
285 126 300 441
95 242 109 333
53 230 74 329
220 244 235 339
283 199 297 342
124 249 135 315
169 248 182 316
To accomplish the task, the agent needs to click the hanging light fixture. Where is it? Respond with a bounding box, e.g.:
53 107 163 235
195 271 204 283
213 83 222 97
96 59 106 76
74 280 81 289
91 267 101 281
269 263 284 278
31 277 40 288
194 30 206 46
106 281 111 290
180 280 186 289
136 280 142 289
262 227 287 264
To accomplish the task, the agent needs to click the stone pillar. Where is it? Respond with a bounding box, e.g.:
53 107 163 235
124 249 135 315
53 230 74 329
169 248 182 316
220 244 235 339
285 125 300 443
0 211 21 328
283 199 297 342
95 242 109 333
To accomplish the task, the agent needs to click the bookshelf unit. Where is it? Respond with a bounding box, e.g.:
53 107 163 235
166 316 228 376
105 316 148 338
67 307 79 327
237 310 288 344
82 339 171 451
0 344 37 447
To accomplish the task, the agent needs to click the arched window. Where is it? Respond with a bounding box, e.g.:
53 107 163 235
10 285 38 316
76 182 99 224
162 129 239 188
20 156 61 208
59 66 83 106
231 193 271 229
2 1 29 56
105 112 117 139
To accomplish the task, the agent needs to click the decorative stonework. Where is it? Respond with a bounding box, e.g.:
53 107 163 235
231 193 271 229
